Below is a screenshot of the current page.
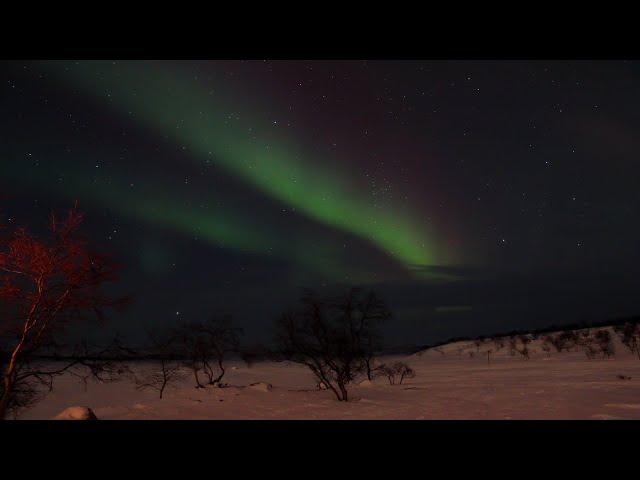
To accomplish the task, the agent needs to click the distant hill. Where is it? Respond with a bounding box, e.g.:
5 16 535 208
412 314 640 355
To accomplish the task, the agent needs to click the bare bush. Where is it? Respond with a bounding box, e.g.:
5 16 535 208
507 335 531 359
172 316 241 389
377 362 415 385
274 288 390 401
575 329 615 360
613 322 640 360
134 330 185 399
198 316 241 387
517 335 531 360
594 329 615 358
541 341 552 356
541 335 554 354
547 331 579 353
581 340 600 360
172 322 207 388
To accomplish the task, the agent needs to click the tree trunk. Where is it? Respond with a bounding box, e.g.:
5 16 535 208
1 283 49 420
0 355 20 420
159 360 167 399
316 372 342 401
203 360 214 384
0 376 13 420
337 381 348 401
193 367 203 388
1 331 29 420
327 383 343 401
212 357 225 386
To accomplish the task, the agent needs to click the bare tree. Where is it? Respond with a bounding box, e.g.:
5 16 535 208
614 322 640 360
600 332 615 359
544 331 577 353
172 316 241 389
134 330 185 399
581 339 599 360
0 204 128 419
331 288 391 381
274 289 387 401
575 329 615 360
507 335 531 359
199 316 242 387
541 334 555 354
377 362 415 385
172 322 207 388
517 335 531 360
593 329 615 359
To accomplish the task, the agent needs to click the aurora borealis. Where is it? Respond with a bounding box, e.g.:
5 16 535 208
2 60 640 344
41 60 450 272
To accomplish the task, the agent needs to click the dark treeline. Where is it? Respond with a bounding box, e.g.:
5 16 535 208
417 315 640 353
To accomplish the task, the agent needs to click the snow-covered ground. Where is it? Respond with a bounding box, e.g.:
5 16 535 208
19 328 640 420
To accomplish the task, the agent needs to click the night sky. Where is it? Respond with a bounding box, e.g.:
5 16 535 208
2 60 639 346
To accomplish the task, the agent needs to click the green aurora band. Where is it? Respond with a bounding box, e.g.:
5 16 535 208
40 61 453 272
0 159 382 282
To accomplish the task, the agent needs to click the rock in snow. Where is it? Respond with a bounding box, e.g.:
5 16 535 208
53 406 98 420
358 379 375 388
248 382 272 392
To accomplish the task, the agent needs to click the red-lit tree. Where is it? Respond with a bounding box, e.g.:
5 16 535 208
0 203 126 419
